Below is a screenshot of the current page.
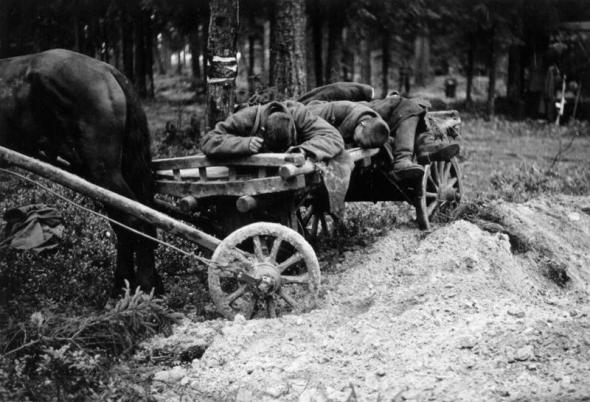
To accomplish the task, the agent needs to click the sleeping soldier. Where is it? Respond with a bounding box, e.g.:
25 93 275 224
200 100 353 219
304 100 390 148
298 83 461 182
200 101 344 161
367 93 459 181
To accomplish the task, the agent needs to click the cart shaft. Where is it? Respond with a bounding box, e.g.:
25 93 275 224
0 146 221 252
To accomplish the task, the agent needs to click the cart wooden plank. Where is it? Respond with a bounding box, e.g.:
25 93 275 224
154 175 307 198
279 147 380 179
152 153 305 171
155 166 229 181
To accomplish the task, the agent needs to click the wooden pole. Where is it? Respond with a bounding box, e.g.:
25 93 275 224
0 146 221 251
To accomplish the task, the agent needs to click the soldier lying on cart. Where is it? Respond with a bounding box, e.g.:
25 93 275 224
297 83 461 182
210 83 461 184
201 84 462 233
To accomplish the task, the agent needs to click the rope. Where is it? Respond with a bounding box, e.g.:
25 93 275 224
0 167 218 269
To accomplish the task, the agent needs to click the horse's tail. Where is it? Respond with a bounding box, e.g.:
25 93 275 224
109 68 154 206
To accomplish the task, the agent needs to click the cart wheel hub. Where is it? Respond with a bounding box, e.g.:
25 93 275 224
253 262 281 294
440 187 458 202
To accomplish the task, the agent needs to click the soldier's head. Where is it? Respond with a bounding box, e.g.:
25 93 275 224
262 104 297 152
354 117 390 147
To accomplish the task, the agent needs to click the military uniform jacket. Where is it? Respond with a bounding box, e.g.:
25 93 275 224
297 82 428 134
367 96 428 132
200 101 344 161
305 100 387 148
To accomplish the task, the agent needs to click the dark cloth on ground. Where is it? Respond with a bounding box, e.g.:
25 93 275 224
1 204 64 252
200 101 344 161
297 82 374 105
305 101 389 148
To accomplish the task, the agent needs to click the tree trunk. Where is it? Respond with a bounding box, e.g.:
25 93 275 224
155 33 166 75
200 23 208 82
145 12 155 98
72 15 81 53
324 0 343 83
189 31 202 82
247 33 255 92
465 38 475 107
341 28 353 81
487 28 496 118
262 20 270 85
269 0 307 99
176 52 182 75
360 38 371 86
414 28 431 87
507 44 522 101
120 8 134 82
206 0 239 130
0 0 8 58
381 28 389 98
305 17 316 90
134 9 147 98
308 0 323 86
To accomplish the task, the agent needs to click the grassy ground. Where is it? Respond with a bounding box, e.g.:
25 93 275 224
2 78 589 318
1 75 589 399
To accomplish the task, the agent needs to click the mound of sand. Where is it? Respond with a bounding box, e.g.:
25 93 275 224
146 195 590 402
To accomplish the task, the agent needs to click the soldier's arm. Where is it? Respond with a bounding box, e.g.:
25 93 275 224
288 102 344 161
200 109 258 156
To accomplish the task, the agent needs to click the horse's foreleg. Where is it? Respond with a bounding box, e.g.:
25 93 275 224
94 172 161 296
110 219 136 296
90 171 147 296
134 224 164 295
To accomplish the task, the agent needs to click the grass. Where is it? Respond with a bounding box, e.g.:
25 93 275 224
1 74 590 398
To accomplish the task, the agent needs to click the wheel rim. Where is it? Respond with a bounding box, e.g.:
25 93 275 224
422 158 462 222
296 196 334 240
208 222 321 320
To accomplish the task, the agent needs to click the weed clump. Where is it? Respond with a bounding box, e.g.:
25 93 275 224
0 285 182 400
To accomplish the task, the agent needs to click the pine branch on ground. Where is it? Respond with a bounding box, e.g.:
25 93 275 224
1 283 183 359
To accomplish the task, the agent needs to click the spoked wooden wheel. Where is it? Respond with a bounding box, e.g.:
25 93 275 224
416 157 463 229
208 222 320 320
296 196 334 240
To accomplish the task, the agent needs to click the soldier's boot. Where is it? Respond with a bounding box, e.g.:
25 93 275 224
415 131 461 164
390 116 424 181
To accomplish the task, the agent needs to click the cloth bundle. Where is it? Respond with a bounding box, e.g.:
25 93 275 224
1 204 64 252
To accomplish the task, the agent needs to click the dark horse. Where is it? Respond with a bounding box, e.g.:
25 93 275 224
0 49 163 296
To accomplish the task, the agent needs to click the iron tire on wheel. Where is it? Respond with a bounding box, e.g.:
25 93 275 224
208 222 321 320
416 157 463 230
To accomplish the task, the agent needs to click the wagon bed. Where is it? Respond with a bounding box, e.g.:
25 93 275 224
150 109 463 237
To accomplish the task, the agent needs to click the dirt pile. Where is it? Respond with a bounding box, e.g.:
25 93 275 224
146 195 590 401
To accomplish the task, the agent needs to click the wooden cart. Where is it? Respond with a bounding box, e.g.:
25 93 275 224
0 147 322 320
0 109 462 320
150 110 463 239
